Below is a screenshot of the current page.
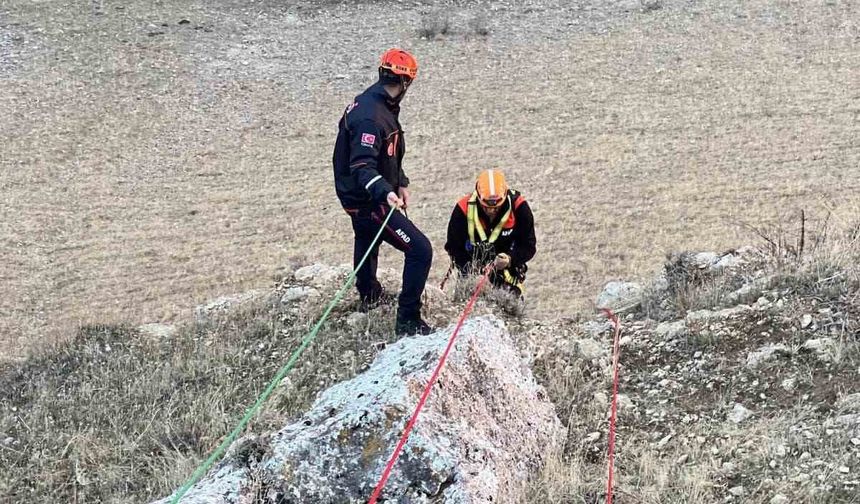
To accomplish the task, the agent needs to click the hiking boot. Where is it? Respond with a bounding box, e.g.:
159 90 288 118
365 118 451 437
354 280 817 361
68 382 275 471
395 314 434 336
358 289 397 313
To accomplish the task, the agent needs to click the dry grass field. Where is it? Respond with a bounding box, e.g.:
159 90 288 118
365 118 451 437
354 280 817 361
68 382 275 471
2 0 858 360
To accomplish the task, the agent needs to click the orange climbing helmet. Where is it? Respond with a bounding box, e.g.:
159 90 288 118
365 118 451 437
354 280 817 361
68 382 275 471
379 48 419 81
475 169 509 208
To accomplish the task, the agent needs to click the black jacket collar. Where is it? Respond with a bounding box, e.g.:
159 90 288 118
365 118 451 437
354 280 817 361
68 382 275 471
368 81 401 113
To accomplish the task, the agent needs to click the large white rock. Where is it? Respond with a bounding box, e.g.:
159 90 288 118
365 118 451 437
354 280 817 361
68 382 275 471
154 316 563 504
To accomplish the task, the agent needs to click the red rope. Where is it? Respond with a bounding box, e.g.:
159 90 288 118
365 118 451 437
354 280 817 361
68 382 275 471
368 267 492 504
602 308 623 504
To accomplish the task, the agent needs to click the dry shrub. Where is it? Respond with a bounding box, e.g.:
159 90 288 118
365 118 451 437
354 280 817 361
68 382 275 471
468 13 490 37
418 10 451 39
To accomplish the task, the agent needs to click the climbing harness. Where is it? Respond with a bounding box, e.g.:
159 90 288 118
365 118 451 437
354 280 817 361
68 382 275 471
466 191 512 246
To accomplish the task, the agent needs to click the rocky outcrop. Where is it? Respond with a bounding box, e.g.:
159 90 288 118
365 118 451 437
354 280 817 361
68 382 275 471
154 316 563 504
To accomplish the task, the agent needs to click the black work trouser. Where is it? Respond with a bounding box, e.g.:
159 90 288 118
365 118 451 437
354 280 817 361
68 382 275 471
348 204 432 319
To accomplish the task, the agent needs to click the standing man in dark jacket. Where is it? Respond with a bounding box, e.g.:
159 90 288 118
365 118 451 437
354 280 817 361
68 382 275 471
332 48 433 336
444 169 536 297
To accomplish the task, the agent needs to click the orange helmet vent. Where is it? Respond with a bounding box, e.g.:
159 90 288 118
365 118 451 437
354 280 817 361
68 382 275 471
379 48 418 80
475 169 509 208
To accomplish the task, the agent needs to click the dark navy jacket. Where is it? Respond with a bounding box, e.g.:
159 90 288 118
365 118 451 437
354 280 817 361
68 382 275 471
332 82 409 209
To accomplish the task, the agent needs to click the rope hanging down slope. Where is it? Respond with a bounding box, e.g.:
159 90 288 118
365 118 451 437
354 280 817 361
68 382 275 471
368 265 493 504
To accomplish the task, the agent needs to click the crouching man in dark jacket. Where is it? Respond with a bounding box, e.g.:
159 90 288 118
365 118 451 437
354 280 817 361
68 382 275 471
332 48 433 336
444 169 536 297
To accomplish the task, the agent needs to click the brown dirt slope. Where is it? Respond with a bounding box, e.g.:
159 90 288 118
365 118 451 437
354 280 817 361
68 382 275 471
1 0 858 358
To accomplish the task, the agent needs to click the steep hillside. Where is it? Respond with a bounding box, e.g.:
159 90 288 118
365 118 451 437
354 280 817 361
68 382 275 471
2 225 859 502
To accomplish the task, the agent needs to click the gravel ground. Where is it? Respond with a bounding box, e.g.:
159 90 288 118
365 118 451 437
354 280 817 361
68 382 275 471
1 0 858 359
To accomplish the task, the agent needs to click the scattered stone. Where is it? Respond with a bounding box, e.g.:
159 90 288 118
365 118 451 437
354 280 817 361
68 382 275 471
839 466 850 474
581 319 612 338
774 444 787 458
280 286 320 303
586 432 601 442
724 276 773 306
802 337 837 362
595 281 643 312
728 403 753 423
687 304 751 324
781 377 797 392
293 263 351 286
573 338 608 360
746 343 790 369
713 253 740 271
801 314 814 329
693 252 719 269
676 454 689 465
837 393 860 412
729 485 745 496
194 290 267 321
655 320 687 340
345 312 367 330
769 494 789 504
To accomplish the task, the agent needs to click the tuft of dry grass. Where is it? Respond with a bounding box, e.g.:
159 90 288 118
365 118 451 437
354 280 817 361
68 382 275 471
468 14 491 37
417 9 451 39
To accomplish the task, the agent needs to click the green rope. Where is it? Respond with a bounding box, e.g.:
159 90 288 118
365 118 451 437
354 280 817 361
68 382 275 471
169 206 398 503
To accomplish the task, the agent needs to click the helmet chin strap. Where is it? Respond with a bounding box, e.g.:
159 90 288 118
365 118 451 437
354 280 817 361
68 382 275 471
378 69 412 104
393 78 409 102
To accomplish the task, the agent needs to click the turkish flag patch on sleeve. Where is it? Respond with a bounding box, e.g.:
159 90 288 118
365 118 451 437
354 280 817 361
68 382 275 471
360 133 376 147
